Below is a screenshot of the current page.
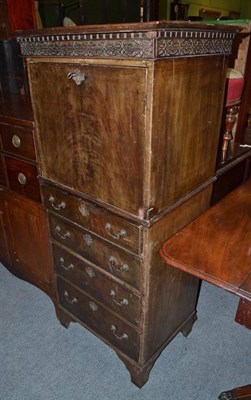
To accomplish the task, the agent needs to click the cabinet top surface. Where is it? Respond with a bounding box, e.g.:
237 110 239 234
17 20 240 60
16 20 240 36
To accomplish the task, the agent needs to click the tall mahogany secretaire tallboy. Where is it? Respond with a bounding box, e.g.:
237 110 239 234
17 21 237 387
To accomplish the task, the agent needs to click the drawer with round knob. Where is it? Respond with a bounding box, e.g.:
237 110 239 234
57 277 139 361
42 182 142 255
50 215 142 291
53 244 141 326
4 156 41 202
0 124 36 161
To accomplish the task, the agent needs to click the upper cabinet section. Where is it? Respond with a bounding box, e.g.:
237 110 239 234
19 22 239 220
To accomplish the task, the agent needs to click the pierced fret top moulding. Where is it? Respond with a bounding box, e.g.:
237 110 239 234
17 21 240 60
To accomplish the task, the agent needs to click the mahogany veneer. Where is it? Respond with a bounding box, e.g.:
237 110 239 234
160 179 251 328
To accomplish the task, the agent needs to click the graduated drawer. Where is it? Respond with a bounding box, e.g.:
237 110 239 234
0 124 36 161
57 277 139 361
42 183 141 255
4 156 41 202
50 215 142 291
53 244 141 326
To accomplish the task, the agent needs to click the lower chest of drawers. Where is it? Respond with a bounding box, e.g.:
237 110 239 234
47 198 143 360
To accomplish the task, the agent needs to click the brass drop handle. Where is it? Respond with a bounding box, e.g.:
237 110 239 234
109 256 129 273
67 70 86 86
55 225 71 240
110 289 128 306
18 172 27 185
59 257 74 271
49 195 66 211
64 291 78 305
105 223 127 240
111 325 128 341
12 134 21 148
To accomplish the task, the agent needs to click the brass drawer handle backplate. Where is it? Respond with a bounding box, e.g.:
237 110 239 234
105 223 127 240
64 291 78 305
12 134 21 148
55 225 71 240
110 289 129 306
111 324 128 341
109 256 129 273
49 195 66 211
67 70 86 86
17 172 27 185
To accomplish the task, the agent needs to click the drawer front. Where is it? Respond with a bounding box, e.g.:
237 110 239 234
0 155 6 186
50 215 142 291
0 124 36 161
4 156 41 202
57 277 139 361
42 183 141 255
53 244 140 326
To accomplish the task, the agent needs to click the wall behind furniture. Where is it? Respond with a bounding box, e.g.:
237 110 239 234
159 0 251 20
39 0 141 27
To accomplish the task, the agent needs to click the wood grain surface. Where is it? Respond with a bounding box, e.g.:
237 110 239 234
160 180 251 299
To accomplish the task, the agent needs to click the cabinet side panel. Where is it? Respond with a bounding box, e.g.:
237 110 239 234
150 56 227 214
0 189 11 265
142 185 212 362
3 191 53 283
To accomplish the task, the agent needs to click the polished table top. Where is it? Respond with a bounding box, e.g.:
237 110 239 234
160 179 251 301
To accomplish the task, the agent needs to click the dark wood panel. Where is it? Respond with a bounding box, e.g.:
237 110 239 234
235 299 251 330
4 155 41 202
0 94 33 127
150 57 226 215
212 158 249 205
3 190 53 283
142 185 212 361
0 154 7 186
7 0 36 31
0 189 11 265
29 61 147 215
239 273 251 299
0 0 9 39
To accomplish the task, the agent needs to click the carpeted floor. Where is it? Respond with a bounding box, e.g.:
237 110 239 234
0 263 250 400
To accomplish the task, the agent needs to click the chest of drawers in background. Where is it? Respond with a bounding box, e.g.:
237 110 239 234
0 96 55 299
18 21 238 387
